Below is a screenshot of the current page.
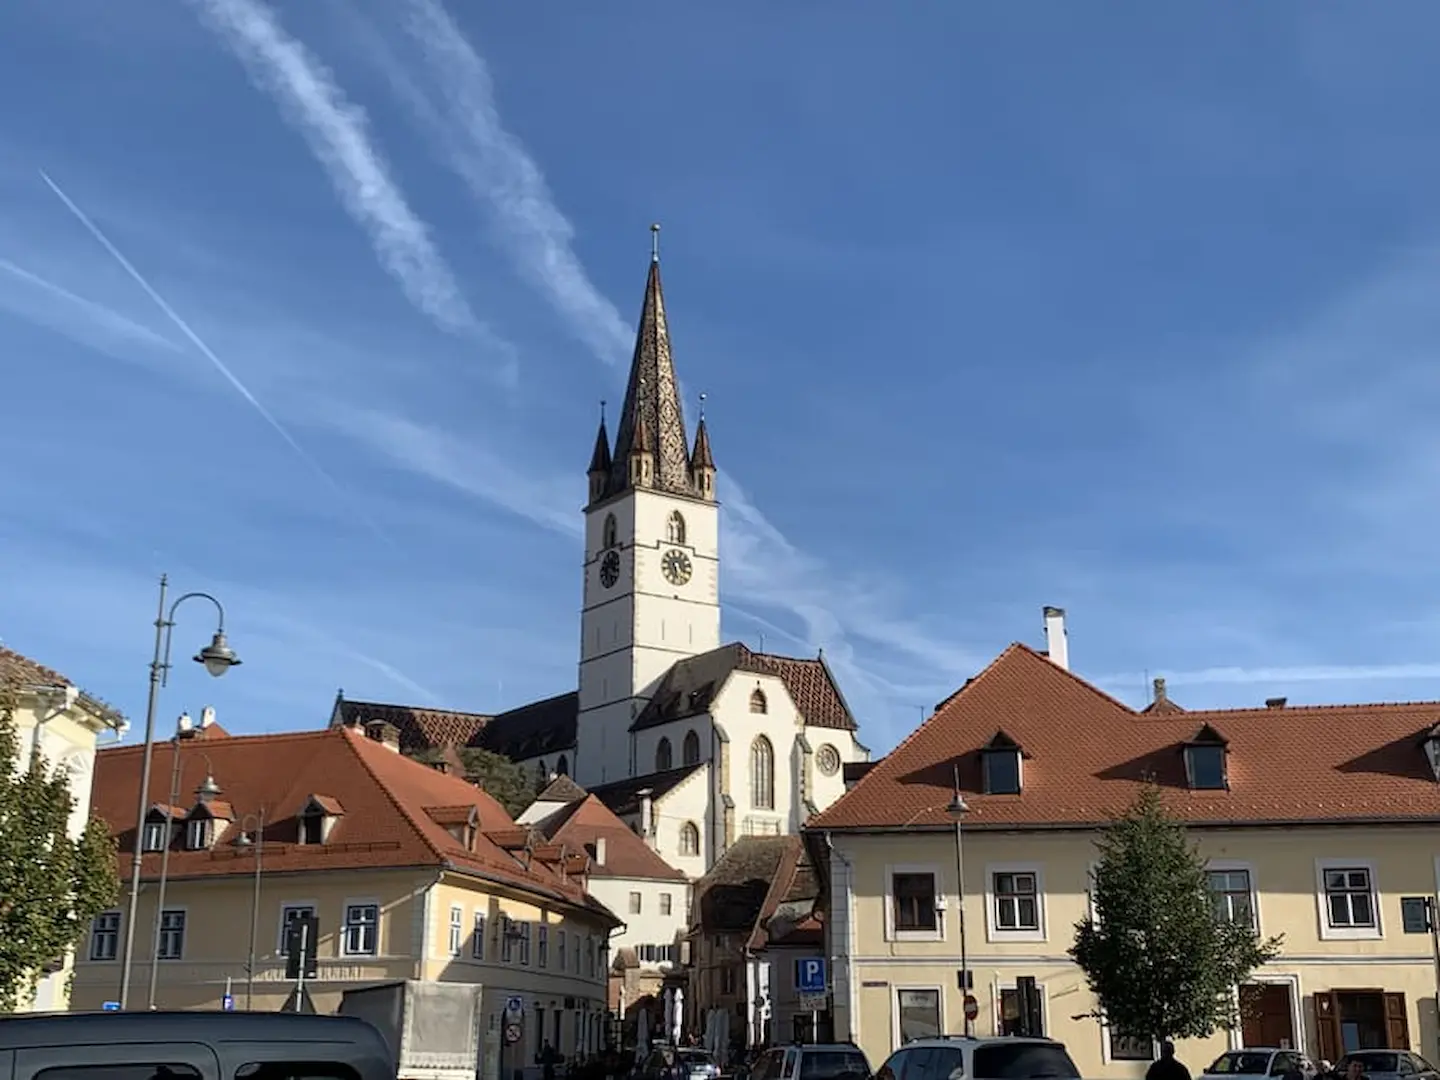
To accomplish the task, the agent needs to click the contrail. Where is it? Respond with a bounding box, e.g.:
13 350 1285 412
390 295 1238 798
39 169 394 547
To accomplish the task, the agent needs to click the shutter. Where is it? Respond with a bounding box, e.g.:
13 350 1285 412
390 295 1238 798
1314 993 1341 1064
1385 993 1412 1050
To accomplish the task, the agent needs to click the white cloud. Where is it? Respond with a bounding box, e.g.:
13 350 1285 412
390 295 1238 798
188 0 492 343
0 256 179 357
351 0 633 365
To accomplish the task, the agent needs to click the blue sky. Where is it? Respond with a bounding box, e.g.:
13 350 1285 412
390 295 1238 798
5 1 1440 755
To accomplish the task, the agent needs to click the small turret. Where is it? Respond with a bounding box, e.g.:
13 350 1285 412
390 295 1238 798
628 398 655 488
587 405 612 506
691 394 715 501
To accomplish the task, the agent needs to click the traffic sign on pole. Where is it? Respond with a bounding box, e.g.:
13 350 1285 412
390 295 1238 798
796 957 827 995
963 995 979 1022
102 1001 121 1011
222 993 235 1012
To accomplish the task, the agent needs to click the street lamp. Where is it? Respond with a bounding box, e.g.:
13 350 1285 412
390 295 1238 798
118 574 242 1010
233 811 266 1010
145 717 213 1010
946 769 971 1037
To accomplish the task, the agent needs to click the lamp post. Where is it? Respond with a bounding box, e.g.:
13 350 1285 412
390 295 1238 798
118 574 242 1010
947 770 971 1037
233 811 266 1010
145 716 209 1010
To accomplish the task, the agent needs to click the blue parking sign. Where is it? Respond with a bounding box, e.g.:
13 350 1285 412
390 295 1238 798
222 994 235 1011
796 957 827 995
102 1001 120 1011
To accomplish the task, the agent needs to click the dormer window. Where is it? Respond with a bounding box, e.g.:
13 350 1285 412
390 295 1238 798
298 795 343 845
981 730 1023 795
1423 725 1440 781
142 820 170 852
300 812 323 845
186 817 213 850
1184 724 1229 790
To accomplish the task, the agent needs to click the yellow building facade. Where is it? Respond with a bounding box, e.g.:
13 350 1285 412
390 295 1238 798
75 719 617 1063
811 628 1440 1078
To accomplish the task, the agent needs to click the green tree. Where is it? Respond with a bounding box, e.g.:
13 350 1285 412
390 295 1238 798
0 677 120 1011
408 745 536 819
1070 784 1282 1045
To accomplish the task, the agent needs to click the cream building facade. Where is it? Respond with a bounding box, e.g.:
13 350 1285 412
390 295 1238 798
327 242 869 877
1 645 125 1012
75 720 617 1063
810 615 1440 1077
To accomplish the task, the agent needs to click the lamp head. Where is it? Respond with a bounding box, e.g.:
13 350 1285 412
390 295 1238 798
194 631 241 677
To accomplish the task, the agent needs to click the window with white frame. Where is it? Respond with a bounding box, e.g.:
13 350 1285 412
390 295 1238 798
185 817 212 850
557 929 566 971
278 904 317 951
448 905 463 957
660 893 673 916
679 822 700 856
519 922 532 966
751 736 775 808
992 871 1040 932
896 989 942 1043
891 871 938 933
344 903 379 955
538 924 549 968
1109 1030 1155 1061
1323 865 1377 929
501 918 515 963
629 892 642 914
89 911 121 961
142 819 170 852
158 910 186 960
1207 868 1254 927
472 911 487 960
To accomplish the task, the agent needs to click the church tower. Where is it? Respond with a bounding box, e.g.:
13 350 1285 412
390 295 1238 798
575 228 721 786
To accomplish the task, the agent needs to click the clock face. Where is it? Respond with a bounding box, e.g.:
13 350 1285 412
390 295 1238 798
600 550 621 588
661 548 693 586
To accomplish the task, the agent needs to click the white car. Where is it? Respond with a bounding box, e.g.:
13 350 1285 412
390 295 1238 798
875 1036 1081 1080
1201 1049 1320 1080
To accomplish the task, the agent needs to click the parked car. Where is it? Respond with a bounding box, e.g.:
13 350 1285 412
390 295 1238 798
637 1046 722 1080
1335 1051 1440 1080
1201 1049 1320 1080
874 1035 1080 1080
749 1043 872 1080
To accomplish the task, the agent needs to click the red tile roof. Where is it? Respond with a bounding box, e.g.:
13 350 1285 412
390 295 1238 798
1 645 126 727
538 795 687 882
810 643 1440 832
93 725 617 920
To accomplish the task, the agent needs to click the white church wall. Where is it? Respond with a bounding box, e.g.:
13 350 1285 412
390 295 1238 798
710 671 802 836
635 718 710 775
652 766 712 879
805 730 868 815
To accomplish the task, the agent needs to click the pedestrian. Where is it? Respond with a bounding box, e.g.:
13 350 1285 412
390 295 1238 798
1343 1059 1369 1080
538 1041 561 1080
1146 1041 1192 1080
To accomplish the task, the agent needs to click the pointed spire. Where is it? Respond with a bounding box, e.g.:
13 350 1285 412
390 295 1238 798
587 402 612 474
608 234 693 497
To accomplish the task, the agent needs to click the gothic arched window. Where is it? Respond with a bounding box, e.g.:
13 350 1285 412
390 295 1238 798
656 738 673 772
666 511 686 545
749 688 768 714
556 754 569 777
682 729 701 766
679 822 700 857
603 513 618 550
750 736 775 810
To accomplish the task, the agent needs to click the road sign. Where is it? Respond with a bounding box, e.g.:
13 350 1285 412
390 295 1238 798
504 995 525 1021
102 1001 120 1012
503 1023 522 1046
963 995 979 1022
284 914 319 980
796 957 827 995
221 993 235 1012
798 993 828 1013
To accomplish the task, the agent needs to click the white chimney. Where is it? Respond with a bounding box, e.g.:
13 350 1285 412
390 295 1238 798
595 837 607 866
200 706 216 729
638 789 654 841
1043 606 1069 671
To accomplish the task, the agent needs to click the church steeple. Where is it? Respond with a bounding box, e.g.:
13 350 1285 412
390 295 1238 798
603 225 698 500
587 405 612 505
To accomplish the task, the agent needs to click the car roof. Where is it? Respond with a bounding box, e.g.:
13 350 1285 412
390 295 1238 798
0 1012 386 1050
905 1037 1063 1046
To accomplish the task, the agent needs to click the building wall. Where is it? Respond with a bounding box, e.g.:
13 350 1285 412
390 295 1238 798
425 876 613 1066
587 874 689 971
828 825 1440 1079
11 689 112 1012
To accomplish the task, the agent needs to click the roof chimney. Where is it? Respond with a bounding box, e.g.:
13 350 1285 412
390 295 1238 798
595 836 607 866
1153 677 1168 704
1265 696 1287 709
1042 606 1069 671
364 719 401 752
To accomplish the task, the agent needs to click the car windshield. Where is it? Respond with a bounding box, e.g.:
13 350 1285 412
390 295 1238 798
1342 1055 1400 1074
799 1052 870 1080
1209 1054 1275 1075
680 1053 716 1067
972 1044 1081 1079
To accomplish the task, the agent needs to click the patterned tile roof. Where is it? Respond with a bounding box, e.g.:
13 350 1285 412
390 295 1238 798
93 725 617 920
476 692 578 760
329 693 490 754
810 643 1440 832
631 642 857 732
